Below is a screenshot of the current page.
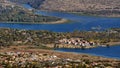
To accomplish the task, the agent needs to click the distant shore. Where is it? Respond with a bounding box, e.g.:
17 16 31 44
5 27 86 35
0 19 69 24
40 10 120 18
45 41 120 49
68 12 120 18
41 19 69 24
107 42 120 46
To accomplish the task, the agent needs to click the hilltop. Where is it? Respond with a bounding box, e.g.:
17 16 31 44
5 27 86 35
9 0 120 17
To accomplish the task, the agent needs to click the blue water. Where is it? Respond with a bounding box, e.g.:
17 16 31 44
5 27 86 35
0 4 120 59
0 4 120 32
56 45 120 59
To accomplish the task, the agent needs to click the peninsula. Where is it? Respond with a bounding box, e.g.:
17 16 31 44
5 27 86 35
0 0 67 24
0 28 119 49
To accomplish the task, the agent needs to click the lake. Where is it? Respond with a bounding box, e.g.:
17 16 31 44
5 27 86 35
0 4 120 59
0 4 120 32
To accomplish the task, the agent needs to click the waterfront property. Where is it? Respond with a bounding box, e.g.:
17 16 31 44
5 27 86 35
56 38 99 48
0 28 119 49
59 38 95 46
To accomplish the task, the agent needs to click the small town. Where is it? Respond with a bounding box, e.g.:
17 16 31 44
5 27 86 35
57 38 97 48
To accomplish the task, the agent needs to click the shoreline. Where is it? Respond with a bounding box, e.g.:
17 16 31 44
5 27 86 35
55 50 120 60
41 19 69 24
45 41 120 49
45 44 97 49
40 10 120 18
0 19 69 24
106 42 120 46
68 12 120 18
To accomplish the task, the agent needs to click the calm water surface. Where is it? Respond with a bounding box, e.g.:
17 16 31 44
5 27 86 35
56 45 120 59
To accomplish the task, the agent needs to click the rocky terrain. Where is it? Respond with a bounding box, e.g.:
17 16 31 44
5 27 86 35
9 0 120 17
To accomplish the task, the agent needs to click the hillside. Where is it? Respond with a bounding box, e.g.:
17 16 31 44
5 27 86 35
40 0 120 17
0 0 62 24
8 0 45 9
9 0 120 17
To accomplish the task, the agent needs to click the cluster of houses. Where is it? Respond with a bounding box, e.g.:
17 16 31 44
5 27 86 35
58 38 97 47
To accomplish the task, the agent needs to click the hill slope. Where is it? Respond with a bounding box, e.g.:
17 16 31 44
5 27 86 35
9 0 120 17
40 0 120 17
8 0 45 9
0 0 62 24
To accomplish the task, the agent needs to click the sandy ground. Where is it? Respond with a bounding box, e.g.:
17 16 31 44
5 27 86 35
1 19 68 24
42 19 68 24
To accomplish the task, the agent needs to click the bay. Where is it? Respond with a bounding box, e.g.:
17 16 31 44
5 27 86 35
0 4 120 59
